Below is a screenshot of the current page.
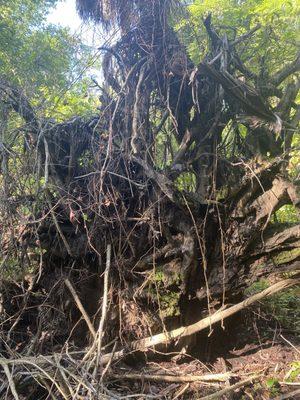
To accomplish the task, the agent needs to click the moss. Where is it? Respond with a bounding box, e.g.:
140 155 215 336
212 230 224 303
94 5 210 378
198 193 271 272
152 269 165 283
146 285 180 317
286 362 300 382
146 264 182 318
160 290 181 317
255 262 267 270
271 205 299 224
245 280 269 296
151 263 182 288
273 246 300 265
175 172 196 192
1 246 45 281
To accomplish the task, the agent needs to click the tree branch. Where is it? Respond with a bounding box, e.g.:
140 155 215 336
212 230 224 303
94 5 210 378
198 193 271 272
0 79 39 133
271 53 300 86
231 24 261 46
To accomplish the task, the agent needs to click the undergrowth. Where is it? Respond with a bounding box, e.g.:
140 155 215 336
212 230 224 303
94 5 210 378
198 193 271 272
246 280 300 336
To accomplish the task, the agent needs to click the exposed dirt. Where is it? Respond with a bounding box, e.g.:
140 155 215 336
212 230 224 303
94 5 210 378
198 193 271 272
105 311 300 399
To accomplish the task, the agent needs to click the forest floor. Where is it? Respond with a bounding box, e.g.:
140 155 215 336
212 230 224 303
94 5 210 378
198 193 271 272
107 311 300 399
1 276 299 399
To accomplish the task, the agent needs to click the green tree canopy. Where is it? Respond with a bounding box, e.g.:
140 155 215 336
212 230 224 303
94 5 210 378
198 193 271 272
186 0 299 70
0 0 96 119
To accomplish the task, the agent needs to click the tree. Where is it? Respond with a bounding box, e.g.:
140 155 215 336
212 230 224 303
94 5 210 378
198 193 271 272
0 0 299 398
0 0 96 268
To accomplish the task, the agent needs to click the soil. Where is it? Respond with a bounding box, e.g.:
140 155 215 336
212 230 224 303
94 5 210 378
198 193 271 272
107 310 300 399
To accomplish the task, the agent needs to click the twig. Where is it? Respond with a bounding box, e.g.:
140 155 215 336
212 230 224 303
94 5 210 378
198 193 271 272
272 389 300 400
131 61 148 154
280 334 300 355
0 358 69 400
38 378 57 400
65 278 97 339
197 375 259 400
2 363 20 400
45 190 73 257
153 110 169 136
173 383 189 400
43 137 49 187
94 244 112 376
279 382 300 386
54 354 75 399
101 342 117 383
232 24 261 45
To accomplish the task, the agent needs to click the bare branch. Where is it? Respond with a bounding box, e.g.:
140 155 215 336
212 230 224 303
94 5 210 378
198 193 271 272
231 24 261 45
0 79 39 133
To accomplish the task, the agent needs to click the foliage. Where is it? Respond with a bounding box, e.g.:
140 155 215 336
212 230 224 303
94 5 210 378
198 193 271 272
273 205 299 224
0 0 97 279
265 377 280 396
264 361 300 397
0 0 96 118
147 265 181 317
177 0 300 165
44 81 98 120
246 281 300 334
287 361 300 382
184 0 299 70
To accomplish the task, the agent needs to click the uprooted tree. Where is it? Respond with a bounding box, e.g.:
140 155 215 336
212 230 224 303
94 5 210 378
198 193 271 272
0 0 299 396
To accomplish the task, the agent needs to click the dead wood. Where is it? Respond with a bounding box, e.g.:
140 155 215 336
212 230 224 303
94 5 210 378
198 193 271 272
198 375 260 400
65 278 97 339
110 372 235 383
1 274 297 374
96 275 300 364
0 1 299 398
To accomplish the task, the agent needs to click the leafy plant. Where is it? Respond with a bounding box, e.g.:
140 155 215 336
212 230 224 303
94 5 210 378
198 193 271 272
266 377 280 396
285 361 300 382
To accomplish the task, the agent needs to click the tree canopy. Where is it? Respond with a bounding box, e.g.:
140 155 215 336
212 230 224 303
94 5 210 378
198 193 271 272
0 0 96 117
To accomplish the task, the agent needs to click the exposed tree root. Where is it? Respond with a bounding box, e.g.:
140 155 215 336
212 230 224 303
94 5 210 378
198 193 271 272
0 0 299 398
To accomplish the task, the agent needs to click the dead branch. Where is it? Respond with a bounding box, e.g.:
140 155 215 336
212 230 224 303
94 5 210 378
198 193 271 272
231 24 261 45
198 375 259 400
110 372 235 383
2 363 20 400
271 388 300 400
0 79 39 133
86 275 300 365
94 244 111 375
65 278 97 339
129 275 299 353
199 63 276 122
